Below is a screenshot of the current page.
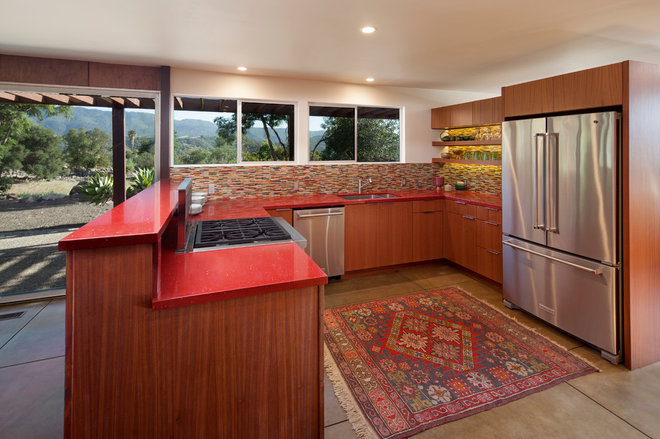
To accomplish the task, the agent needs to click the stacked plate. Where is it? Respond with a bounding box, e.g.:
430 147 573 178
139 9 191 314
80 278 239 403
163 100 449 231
190 191 208 215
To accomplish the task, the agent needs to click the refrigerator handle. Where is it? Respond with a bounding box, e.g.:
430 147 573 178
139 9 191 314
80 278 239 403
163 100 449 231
547 133 559 233
533 133 546 230
502 240 603 275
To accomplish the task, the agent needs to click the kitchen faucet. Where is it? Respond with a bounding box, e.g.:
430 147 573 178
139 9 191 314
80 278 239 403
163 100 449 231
358 177 372 194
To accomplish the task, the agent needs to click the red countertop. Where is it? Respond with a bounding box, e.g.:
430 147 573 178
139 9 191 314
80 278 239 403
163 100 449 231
155 243 327 310
59 183 499 310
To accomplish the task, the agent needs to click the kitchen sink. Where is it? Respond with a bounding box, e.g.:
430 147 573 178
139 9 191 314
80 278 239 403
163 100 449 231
340 193 400 200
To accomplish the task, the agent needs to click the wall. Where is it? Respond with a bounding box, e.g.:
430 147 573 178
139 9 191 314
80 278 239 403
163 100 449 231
170 162 501 198
169 68 498 196
170 68 490 164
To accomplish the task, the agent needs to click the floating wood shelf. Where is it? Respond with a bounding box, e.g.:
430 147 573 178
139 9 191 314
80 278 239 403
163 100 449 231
432 140 502 147
432 158 501 166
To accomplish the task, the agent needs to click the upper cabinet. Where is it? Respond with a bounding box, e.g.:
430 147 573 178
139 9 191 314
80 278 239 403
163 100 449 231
431 97 502 129
502 63 623 118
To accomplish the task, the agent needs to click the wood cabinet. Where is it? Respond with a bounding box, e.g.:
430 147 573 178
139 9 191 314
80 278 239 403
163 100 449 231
412 200 444 262
444 201 502 283
502 62 623 118
266 208 293 225
431 97 503 129
345 202 412 271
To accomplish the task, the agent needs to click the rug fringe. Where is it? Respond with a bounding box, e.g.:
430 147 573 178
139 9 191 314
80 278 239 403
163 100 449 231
450 285 603 372
324 344 380 439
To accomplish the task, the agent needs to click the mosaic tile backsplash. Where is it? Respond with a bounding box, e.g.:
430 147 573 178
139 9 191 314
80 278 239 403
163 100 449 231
170 162 501 198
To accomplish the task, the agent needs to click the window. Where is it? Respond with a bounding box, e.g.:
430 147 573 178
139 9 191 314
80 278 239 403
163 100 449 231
173 97 294 164
309 105 400 162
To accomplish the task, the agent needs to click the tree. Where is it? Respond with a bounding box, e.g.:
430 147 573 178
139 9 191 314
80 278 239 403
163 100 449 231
357 119 400 162
63 127 112 170
312 117 355 161
0 103 70 175
127 129 137 151
19 125 64 179
214 112 292 162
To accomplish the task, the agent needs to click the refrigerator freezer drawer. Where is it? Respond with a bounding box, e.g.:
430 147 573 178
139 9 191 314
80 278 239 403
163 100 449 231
502 238 618 355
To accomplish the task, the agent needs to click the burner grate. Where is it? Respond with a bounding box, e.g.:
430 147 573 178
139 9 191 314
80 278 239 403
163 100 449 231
194 217 291 248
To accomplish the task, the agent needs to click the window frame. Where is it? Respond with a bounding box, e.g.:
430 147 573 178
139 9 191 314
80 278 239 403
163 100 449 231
308 103 402 164
171 95 297 166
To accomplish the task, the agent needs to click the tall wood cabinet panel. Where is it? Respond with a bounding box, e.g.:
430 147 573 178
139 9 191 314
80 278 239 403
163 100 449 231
380 201 413 267
622 60 660 370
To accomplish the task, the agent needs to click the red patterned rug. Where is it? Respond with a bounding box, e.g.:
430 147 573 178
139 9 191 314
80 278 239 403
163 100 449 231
323 287 597 438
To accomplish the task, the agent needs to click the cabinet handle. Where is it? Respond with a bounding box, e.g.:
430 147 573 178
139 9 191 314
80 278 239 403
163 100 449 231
462 215 476 220
455 201 467 205
484 221 499 226
486 249 501 255
486 207 499 211
273 209 289 211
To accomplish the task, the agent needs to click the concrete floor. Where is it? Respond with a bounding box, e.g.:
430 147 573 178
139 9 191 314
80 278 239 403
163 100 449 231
0 263 659 438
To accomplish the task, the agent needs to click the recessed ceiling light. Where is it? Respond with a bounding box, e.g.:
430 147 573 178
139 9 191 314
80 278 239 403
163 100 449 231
361 26 376 34
366 77 375 82
237 66 247 71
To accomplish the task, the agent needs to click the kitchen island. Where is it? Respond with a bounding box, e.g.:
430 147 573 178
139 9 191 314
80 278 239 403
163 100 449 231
59 180 328 439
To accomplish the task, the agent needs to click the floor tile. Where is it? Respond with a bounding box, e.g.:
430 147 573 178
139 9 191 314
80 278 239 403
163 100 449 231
324 420 359 439
0 298 65 367
0 300 49 347
324 375 348 426
411 383 648 439
569 346 660 437
0 356 64 439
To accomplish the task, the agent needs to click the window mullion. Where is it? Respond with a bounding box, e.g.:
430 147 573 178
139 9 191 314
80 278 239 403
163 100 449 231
237 100 243 164
354 107 358 163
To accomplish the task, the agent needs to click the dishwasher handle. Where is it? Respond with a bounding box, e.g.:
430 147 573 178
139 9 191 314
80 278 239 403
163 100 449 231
295 211 344 219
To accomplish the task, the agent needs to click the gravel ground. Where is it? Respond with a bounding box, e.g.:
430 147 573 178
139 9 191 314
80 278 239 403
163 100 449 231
0 197 111 295
0 197 111 232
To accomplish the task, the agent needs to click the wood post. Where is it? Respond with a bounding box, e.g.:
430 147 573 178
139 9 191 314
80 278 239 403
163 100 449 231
158 66 171 181
112 106 126 206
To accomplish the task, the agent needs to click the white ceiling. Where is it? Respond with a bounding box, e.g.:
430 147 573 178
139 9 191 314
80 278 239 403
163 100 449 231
3 0 660 93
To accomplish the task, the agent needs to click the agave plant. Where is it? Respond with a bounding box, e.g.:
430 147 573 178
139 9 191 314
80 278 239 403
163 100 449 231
126 167 154 198
80 173 114 205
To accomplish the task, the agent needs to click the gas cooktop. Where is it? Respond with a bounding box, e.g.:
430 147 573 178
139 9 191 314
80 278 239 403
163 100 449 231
193 217 292 249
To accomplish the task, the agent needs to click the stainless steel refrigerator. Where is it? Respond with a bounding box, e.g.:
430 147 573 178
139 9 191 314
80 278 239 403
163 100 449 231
501 111 621 363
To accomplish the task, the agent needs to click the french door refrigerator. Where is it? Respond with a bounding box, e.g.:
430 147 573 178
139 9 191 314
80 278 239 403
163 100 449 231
501 111 621 363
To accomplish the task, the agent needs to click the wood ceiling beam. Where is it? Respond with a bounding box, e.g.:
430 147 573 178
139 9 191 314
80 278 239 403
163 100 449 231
13 92 44 103
0 91 17 102
41 93 71 104
68 94 95 105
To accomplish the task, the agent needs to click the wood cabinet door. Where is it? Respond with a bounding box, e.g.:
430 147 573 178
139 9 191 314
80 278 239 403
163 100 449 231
492 96 503 123
502 78 553 118
472 98 494 125
476 219 502 251
345 204 381 271
266 208 293 225
431 107 451 129
451 102 473 127
412 211 444 262
379 201 413 267
552 63 623 112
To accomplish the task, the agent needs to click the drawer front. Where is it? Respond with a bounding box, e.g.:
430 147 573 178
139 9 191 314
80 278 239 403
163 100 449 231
445 200 476 216
476 246 503 283
475 205 501 223
477 220 502 251
412 199 443 213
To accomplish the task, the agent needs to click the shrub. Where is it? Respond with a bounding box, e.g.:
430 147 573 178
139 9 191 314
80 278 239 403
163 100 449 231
126 167 154 198
0 176 13 194
80 173 113 205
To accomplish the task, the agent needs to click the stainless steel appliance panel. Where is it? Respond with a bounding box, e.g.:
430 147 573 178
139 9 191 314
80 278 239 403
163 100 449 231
503 238 618 355
294 207 345 276
545 112 618 263
502 118 547 246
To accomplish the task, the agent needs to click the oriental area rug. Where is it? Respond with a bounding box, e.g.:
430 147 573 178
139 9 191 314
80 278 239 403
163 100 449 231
323 287 597 439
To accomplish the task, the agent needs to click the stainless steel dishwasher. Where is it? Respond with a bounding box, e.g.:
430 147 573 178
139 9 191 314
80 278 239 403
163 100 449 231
293 207 345 276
